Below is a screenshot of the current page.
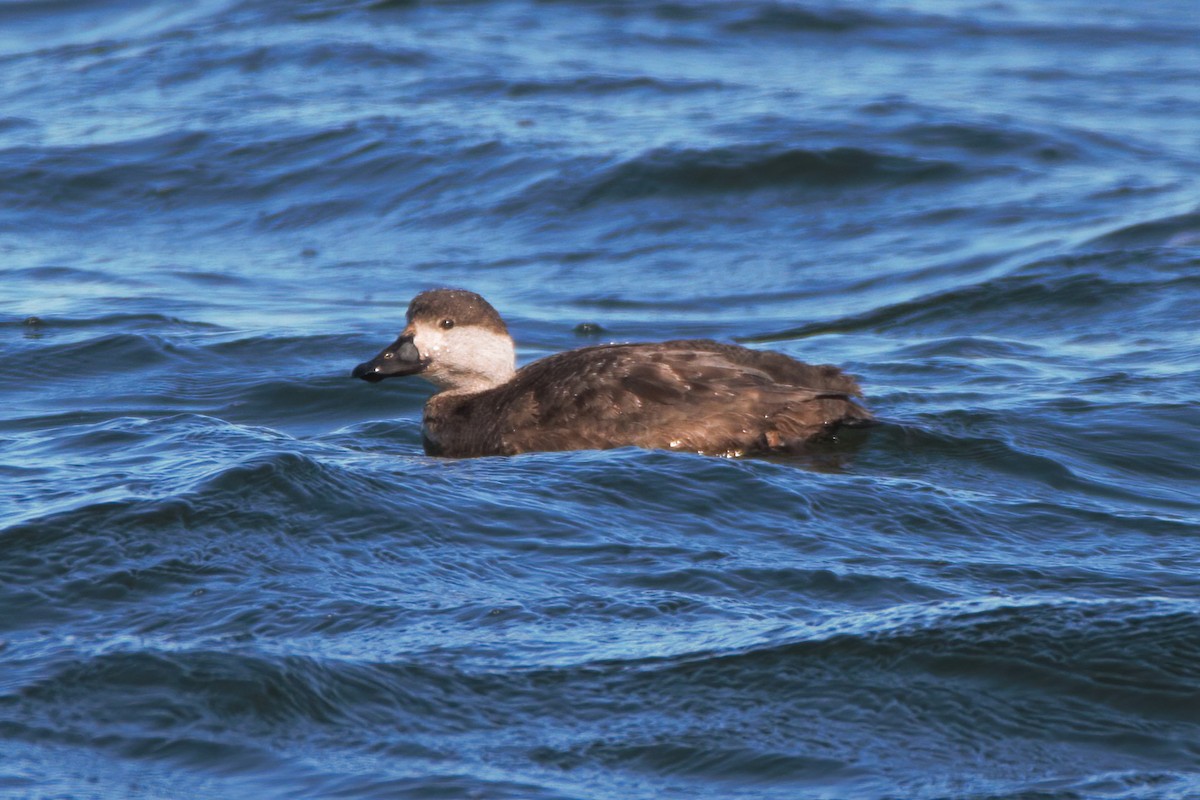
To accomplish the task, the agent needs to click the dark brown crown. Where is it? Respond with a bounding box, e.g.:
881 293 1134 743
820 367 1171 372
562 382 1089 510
406 289 509 335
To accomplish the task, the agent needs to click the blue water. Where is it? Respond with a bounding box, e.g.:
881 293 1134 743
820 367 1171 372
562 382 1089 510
2 1 1199 797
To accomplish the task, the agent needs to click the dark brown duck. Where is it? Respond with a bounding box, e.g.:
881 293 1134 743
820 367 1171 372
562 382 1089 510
352 289 872 458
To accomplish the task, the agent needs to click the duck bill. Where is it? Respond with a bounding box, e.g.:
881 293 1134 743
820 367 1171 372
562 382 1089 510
352 334 428 383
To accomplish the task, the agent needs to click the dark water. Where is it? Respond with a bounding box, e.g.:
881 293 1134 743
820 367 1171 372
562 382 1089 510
2 1 1199 797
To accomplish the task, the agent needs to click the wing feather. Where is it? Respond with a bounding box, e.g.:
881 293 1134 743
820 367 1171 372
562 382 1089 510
434 340 871 456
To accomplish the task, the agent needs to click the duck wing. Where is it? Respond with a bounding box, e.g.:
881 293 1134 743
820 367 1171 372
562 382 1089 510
484 340 871 456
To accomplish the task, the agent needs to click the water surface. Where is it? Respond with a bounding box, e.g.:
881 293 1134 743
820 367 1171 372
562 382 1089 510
2 1 1199 797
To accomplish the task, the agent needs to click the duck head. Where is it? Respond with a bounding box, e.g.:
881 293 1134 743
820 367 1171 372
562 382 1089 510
352 289 517 394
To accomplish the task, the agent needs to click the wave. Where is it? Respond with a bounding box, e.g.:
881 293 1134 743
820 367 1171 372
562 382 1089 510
1084 211 1200 249
0 333 184 383
0 126 356 221
158 40 430 89
503 75 725 98
740 252 1200 341
3 596 1195 795
12 594 1198 706
893 120 1094 163
0 120 536 232
0 130 220 224
716 1 949 38
539 145 964 209
0 1 233 55
0 311 220 334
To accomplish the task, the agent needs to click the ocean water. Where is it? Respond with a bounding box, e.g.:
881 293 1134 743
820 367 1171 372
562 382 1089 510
2 0 1199 797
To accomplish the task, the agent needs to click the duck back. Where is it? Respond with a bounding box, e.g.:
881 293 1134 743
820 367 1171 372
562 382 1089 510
422 340 871 457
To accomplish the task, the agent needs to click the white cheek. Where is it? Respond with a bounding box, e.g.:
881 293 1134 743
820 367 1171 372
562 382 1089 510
412 328 447 360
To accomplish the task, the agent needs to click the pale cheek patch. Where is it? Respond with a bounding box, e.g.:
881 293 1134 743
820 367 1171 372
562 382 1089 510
412 327 447 361
415 323 516 392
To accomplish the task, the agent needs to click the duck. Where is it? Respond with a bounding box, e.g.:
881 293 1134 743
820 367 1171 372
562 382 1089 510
352 289 872 458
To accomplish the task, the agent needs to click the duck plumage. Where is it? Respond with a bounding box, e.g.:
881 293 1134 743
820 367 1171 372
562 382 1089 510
353 289 872 458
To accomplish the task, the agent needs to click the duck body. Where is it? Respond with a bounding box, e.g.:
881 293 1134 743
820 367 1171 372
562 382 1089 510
353 290 872 458
422 339 870 458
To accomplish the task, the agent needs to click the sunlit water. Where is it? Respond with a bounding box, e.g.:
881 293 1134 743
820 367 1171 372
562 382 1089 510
2 1 1199 798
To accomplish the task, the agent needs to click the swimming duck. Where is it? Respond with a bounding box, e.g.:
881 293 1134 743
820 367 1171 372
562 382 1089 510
352 289 872 458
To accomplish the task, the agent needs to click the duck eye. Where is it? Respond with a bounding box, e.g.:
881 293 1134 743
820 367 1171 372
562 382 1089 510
440 319 455 330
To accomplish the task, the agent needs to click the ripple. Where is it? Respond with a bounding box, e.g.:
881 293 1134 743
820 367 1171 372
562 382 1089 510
567 145 963 207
